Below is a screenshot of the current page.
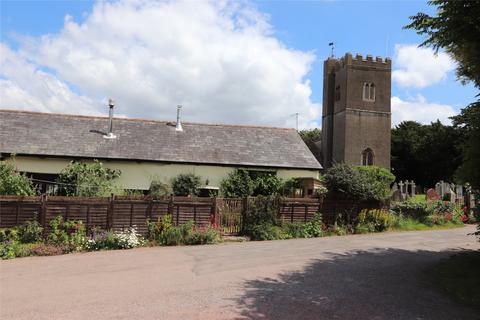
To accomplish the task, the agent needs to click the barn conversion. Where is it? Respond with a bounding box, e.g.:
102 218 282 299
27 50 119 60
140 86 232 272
0 109 322 195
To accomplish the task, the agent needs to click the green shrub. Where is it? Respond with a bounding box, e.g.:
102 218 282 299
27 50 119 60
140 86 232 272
355 166 396 200
0 158 36 196
17 218 43 243
47 216 86 250
390 200 430 221
284 213 324 238
184 226 221 245
221 169 284 197
149 179 172 197
356 209 395 233
12 243 41 257
146 216 220 246
220 169 255 197
253 174 283 196
162 227 184 246
57 160 121 197
0 242 16 259
303 213 324 237
146 215 174 243
392 200 465 225
171 173 202 196
0 227 20 243
323 163 395 201
247 223 290 241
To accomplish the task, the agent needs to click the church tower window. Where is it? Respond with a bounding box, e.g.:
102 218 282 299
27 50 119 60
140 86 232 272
362 148 375 166
362 83 375 101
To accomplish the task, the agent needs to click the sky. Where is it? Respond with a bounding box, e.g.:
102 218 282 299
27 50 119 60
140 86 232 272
1 0 478 129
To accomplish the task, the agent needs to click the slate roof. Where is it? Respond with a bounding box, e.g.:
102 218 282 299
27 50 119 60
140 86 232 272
0 110 322 170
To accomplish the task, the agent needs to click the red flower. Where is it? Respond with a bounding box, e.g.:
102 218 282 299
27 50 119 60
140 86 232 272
444 212 452 221
461 215 469 223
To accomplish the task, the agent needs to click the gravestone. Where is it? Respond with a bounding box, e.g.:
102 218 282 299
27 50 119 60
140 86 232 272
426 188 440 201
410 181 416 197
398 181 405 196
456 185 464 205
449 188 456 203
391 189 404 202
435 182 441 197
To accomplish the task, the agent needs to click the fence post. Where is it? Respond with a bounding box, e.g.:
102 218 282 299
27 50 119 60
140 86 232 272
107 194 114 230
290 203 294 223
211 197 217 226
40 194 47 229
241 196 248 232
146 196 153 220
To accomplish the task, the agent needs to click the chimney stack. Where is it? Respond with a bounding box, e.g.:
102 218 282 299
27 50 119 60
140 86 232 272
176 105 183 132
104 98 117 139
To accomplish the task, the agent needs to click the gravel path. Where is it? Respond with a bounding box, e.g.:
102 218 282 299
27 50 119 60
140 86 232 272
1 225 478 320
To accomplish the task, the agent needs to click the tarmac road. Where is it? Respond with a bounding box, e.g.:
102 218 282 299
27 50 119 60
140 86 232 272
1 225 478 320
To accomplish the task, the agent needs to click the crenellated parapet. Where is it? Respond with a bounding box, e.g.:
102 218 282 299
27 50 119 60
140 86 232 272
330 52 391 70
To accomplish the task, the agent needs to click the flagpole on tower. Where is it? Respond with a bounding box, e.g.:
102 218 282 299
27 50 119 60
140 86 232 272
329 42 335 58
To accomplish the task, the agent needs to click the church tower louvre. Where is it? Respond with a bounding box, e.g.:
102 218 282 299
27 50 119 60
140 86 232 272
321 53 391 169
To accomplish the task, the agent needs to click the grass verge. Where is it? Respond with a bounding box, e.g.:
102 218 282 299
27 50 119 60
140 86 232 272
392 218 463 231
428 251 480 310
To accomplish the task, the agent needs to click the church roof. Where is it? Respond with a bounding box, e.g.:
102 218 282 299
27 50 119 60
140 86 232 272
0 109 322 170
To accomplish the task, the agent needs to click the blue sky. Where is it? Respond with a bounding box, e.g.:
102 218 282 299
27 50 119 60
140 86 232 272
1 0 477 128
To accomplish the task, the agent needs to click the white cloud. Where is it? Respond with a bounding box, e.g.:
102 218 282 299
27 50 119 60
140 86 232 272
391 95 457 126
0 44 99 115
1 0 320 128
392 44 455 88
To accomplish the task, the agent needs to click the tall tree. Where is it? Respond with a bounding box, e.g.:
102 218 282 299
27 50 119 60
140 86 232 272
391 121 463 188
406 0 480 188
298 128 322 163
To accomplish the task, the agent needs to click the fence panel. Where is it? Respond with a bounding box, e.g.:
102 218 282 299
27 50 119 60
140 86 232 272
0 195 385 236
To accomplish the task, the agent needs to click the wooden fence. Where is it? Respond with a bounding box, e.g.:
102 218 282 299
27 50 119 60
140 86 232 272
0 195 384 235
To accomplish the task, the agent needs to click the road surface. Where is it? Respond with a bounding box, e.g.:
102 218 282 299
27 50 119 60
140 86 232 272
1 225 478 319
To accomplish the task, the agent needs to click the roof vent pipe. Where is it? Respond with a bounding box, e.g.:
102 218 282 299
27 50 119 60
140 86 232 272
104 98 117 139
175 105 183 132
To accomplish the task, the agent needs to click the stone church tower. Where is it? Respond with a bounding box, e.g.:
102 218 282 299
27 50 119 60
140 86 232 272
321 53 391 169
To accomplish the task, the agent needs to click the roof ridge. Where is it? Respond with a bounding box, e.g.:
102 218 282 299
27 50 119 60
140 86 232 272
0 108 296 131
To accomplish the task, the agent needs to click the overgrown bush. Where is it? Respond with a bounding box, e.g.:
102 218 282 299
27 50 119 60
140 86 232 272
146 215 220 245
149 179 172 197
57 160 121 196
0 241 16 259
221 169 283 197
248 224 290 241
17 219 43 243
242 196 278 230
355 209 395 233
0 158 36 196
390 200 430 221
184 225 221 245
391 200 465 225
171 173 202 196
283 213 324 238
220 169 255 197
253 174 283 196
242 197 325 240
323 163 395 201
47 216 86 250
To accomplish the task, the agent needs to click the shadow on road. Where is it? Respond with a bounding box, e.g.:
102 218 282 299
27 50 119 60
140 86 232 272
235 248 478 320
